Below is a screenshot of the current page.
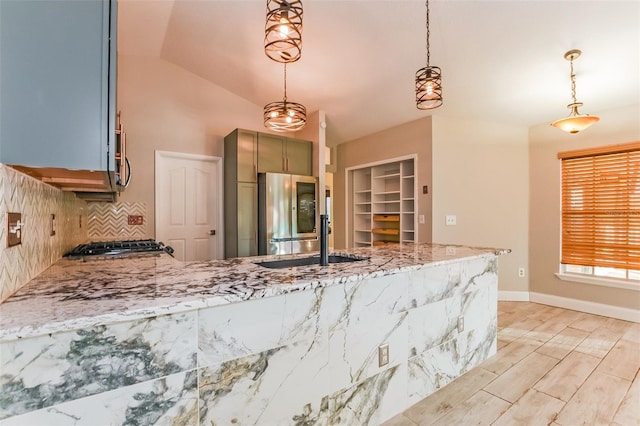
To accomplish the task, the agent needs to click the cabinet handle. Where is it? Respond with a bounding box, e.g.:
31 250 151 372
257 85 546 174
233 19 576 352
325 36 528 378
286 157 289 171
283 157 286 171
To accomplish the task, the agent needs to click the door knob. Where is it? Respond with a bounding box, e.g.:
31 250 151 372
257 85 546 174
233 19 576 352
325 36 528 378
209 230 216 236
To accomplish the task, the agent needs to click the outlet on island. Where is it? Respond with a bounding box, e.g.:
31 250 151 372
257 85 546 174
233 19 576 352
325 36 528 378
378 343 389 367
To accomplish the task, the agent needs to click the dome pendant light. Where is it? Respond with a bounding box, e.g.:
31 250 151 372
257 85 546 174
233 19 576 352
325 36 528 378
265 0 303 63
551 49 599 134
264 63 307 132
416 0 442 110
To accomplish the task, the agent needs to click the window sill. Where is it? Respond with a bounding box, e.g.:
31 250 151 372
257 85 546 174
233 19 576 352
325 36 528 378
555 273 640 292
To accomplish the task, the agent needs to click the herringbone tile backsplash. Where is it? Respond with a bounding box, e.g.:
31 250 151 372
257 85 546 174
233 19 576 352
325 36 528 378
0 164 87 303
87 201 149 240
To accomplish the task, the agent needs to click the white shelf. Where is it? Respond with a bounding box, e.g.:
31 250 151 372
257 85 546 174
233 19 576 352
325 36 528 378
350 158 416 249
374 172 401 180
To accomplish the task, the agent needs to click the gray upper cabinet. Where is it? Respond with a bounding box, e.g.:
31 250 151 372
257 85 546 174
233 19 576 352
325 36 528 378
257 134 312 176
236 130 258 183
257 133 286 175
285 137 313 176
0 0 116 172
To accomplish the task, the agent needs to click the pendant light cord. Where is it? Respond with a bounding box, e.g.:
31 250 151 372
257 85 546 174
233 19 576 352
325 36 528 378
569 57 577 104
425 0 431 67
283 63 288 103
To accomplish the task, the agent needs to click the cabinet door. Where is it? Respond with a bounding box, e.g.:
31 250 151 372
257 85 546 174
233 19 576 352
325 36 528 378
237 182 258 257
285 138 313 176
0 0 113 171
257 133 286 174
237 130 257 182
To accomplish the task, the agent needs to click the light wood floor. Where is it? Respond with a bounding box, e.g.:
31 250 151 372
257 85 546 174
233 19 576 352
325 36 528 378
383 301 640 426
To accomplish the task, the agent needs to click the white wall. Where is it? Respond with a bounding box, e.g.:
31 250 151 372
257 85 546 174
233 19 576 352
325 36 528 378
117 55 266 236
432 116 529 294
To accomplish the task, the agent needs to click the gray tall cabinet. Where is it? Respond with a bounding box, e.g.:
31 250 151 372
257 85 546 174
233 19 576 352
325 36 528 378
224 129 313 258
224 130 259 258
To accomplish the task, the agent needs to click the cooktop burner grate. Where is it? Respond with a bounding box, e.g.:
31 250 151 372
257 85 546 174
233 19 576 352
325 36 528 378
66 239 174 258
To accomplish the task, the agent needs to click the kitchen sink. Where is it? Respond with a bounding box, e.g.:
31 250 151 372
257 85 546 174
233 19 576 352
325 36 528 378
255 254 369 269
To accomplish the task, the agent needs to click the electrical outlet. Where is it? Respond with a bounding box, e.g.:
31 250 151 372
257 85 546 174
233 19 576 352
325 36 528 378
50 214 56 236
518 267 525 278
378 344 389 367
422 185 428 194
7 212 23 247
457 316 464 332
446 246 457 255
128 215 144 225
419 214 425 224
445 215 457 226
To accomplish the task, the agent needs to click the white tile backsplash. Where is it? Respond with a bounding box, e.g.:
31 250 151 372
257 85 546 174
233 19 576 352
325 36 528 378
0 164 86 303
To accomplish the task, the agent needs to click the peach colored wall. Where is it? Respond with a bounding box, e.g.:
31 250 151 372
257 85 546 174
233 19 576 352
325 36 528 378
432 116 529 293
334 117 432 248
529 104 640 309
116 55 267 237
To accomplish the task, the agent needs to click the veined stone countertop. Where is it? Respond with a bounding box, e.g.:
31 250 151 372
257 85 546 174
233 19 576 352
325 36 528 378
0 243 509 341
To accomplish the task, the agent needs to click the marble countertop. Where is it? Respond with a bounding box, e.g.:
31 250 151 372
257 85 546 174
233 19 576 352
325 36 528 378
0 243 509 341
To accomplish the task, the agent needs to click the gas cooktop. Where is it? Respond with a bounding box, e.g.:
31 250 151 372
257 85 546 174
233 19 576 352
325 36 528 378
65 239 174 259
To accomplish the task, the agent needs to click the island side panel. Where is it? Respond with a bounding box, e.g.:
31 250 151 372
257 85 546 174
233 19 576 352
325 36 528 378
197 286 333 425
0 312 198 420
0 370 198 425
407 254 498 405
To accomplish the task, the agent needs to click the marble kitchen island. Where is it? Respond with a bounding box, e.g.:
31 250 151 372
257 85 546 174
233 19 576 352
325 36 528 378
0 243 507 425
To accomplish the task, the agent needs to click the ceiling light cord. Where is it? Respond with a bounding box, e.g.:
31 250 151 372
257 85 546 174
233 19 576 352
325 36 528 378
283 63 288 103
569 56 577 105
425 0 431 67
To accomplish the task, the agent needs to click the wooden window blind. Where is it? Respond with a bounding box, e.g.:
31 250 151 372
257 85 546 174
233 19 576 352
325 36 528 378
558 141 640 270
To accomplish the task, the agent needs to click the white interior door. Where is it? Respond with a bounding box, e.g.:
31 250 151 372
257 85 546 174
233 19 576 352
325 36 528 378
155 151 223 261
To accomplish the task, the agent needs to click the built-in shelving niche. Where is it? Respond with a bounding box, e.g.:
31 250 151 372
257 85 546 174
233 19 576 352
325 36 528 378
347 156 417 248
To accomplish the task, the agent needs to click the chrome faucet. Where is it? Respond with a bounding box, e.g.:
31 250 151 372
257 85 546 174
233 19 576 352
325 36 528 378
320 214 329 266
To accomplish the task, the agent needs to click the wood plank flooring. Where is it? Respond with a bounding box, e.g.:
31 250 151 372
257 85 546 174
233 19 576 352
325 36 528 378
383 302 640 426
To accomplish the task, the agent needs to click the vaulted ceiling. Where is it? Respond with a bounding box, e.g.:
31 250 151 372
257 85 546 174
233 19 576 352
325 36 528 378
119 0 639 145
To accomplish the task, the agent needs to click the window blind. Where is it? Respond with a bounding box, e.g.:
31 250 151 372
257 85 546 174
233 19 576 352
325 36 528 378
558 142 640 270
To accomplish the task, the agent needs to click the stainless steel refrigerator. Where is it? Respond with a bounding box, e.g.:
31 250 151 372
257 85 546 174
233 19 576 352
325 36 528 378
258 172 319 255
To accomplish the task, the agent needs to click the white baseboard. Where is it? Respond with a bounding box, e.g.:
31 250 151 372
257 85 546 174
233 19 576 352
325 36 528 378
529 292 640 323
498 291 530 302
